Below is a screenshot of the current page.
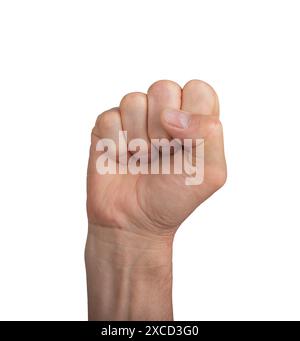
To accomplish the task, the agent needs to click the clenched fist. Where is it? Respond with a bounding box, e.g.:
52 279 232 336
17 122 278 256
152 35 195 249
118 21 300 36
85 80 226 321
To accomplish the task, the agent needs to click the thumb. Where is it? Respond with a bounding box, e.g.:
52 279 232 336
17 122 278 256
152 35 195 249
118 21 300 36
161 108 227 189
161 108 220 142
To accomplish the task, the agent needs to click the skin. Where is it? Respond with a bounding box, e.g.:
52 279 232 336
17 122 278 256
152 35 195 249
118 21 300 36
85 79 227 320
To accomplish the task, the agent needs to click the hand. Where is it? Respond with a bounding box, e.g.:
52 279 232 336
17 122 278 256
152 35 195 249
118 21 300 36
87 79 226 233
85 80 226 320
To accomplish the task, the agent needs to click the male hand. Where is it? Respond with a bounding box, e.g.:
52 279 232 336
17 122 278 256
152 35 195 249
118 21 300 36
85 80 226 320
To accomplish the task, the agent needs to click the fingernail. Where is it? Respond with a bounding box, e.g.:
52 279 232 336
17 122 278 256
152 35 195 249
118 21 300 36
163 110 191 129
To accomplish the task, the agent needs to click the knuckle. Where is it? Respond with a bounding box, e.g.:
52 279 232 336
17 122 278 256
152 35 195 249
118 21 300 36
148 79 180 95
95 109 119 130
194 116 222 139
120 92 146 108
184 79 218 97
210 117 223 132
204 117 223 138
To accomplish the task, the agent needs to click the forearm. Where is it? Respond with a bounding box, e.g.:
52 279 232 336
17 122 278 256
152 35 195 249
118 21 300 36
85 224 174 321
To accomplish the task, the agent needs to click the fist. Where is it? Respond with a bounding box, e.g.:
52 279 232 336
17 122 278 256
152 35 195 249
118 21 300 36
87 80 226 235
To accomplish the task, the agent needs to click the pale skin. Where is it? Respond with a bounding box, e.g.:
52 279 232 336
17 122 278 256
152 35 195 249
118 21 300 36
85 80 227 320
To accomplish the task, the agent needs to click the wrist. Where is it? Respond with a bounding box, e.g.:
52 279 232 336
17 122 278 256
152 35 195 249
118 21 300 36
86 223 174 267
85 223 174 320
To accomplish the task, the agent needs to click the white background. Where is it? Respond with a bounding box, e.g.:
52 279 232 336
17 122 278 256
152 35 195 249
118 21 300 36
0 0 299 320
